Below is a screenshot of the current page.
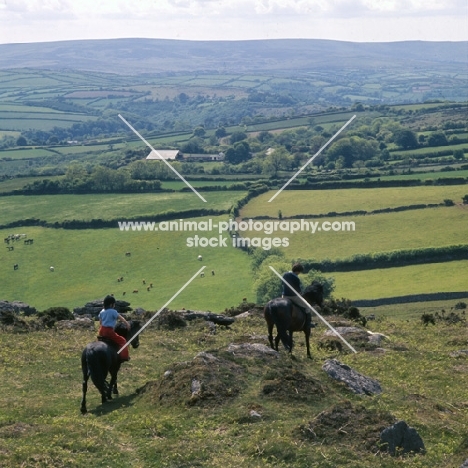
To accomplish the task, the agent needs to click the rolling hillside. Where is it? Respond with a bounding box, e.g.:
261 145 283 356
0 38 466 74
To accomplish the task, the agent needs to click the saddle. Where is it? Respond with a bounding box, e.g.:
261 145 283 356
97 335 118 348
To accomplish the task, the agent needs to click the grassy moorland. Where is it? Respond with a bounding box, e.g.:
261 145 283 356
0 303 466 468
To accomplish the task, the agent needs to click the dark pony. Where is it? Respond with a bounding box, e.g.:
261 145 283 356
80 320 141 414
264 281 323 358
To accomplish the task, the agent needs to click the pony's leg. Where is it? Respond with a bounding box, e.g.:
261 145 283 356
80 353 89 414
267 322 275 350
107 373 118 400
289 331 294 354
112 382 119 395
80 372 89 414
107 363 121 400
274 334 281 351
304 327 312 359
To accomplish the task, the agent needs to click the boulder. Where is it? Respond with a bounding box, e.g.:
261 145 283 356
55 318 95 331
227 343 279 358
322 359 382 395
460 459 468 468
182 310 235 326
73 299 131 318
0 300 37 316
380 420 425 456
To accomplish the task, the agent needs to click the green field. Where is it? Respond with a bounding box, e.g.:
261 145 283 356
379 169 468 181
391 142 468 158
0 191 246 225
0 221 255 311
1 185 467 310
276 206 467 260
332 261 468 300
239 186 468 218
0 176 63 193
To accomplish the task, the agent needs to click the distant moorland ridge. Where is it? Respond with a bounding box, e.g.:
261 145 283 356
0 38 466 74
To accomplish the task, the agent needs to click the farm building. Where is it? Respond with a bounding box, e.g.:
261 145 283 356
146 149 183 160
183 153 225 162
146 150 224 162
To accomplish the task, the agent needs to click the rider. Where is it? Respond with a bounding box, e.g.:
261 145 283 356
98 295 131 362
282 263 313 330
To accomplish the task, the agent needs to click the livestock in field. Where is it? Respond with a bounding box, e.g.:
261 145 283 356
264 281 324 358
80 320 141 414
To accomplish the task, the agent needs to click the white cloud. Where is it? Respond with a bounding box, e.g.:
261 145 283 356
0 0 466 43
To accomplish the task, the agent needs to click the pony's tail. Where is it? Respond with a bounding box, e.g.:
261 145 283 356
269 303 291 351
87 349 107 395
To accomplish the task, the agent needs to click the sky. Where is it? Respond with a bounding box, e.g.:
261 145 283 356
0 0 467 45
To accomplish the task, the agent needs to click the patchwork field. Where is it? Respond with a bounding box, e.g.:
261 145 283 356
1 221 254 311
239 186 468 218
0 191 246 225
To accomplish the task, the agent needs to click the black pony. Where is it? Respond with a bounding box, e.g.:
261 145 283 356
264 281 323 358
80 320 141 414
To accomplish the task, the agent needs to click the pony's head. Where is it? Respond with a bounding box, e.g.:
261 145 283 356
115 320 142 349
303 281 324 307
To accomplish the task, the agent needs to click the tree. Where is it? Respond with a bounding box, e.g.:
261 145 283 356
453 149 465 160
224 141 251 165
16 136 27 146
65 163 87 182
427 131 448 147
181 137 204 154
253 259 335 304
193 126 206 138
215 126 227 138
254 258 291 304
230 131 247 144
325 136 379 168
393 129 418 150
263 147 292 176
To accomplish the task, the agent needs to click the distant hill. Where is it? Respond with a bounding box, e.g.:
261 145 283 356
0 38 466 74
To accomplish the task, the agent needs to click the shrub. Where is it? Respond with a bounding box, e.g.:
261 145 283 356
421 313 435 326
37 307 73 328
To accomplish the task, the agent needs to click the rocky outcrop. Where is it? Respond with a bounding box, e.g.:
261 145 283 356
55 318 95 331
380 420 425 456
0 300 37 316
227 343 279 358
73 299 132 318
322 359 382 395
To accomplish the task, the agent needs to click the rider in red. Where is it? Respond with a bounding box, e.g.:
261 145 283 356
98 295 131 361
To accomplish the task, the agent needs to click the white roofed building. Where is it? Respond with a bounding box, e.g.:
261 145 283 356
146 149 182 161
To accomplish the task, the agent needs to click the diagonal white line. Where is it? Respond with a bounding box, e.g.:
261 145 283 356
269 266 357 353
118 266 206 353
268 114 356 203
118 114 207 203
